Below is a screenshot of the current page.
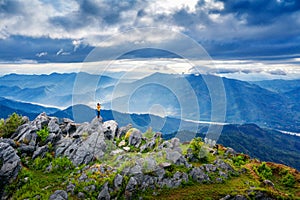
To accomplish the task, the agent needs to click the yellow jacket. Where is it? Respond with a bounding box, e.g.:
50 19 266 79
97 104 101 111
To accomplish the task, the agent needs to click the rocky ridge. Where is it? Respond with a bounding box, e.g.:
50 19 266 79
0 113 299 199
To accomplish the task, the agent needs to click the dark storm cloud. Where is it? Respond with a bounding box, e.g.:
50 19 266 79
0 36 93 63
218 0 300 25
0 0 24 16
1 0 300 63
50 0 142 31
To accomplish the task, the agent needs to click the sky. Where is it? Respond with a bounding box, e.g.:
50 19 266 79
1 0 300 80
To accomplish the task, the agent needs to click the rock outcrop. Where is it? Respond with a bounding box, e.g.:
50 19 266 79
0 112 297 200
0 142 21 198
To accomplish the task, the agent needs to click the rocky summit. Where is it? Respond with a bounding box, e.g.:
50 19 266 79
0 113 299 199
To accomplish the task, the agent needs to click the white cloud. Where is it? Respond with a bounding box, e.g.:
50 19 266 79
36 52 48 57
56 49 64 55
0 58 300 81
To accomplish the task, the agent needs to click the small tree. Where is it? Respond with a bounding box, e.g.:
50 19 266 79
282 172 296 187
36 126 49 142
254 162 273 180
0 113 23 138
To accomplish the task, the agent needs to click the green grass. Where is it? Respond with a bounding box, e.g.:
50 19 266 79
8 168 69 200
140 171 299 200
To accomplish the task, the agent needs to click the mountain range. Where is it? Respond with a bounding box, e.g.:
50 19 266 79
0 96 299 170
0 72 299 132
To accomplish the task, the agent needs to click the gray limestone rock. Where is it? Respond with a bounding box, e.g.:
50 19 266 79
125 177 137 192
0 138 16 148
18 144 35 154
114 174 123 189
225 147 236 156
32 145 49 160
189 167 210 183
48 117 60 134
49 190 68 200
117 124 132 139
97 182 110 200
31 112 49 130
103 120 118 140
0 142 21 198
128 129 142 148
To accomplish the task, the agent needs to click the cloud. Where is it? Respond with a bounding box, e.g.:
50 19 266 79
36 52 47 57
1 58 300 81
218 0 300 25
0 0 300 63
56 49 64 55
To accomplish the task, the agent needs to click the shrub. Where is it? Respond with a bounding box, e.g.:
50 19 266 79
32 152 53 171
189 137 208 162
232 154 248 166
254 162 273 180
0 113 23 138
190 137 203 153
36 126 49 142
52 157 74 172
281 172 296 187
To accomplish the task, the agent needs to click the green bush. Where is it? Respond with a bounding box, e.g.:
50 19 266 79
232 154 248 166
189 137 208 162
281 172 296 187
254 162 273 180
32 152 53 171
52 157 74 172
190 137 203 152
0 113 23 138
36 126 49 142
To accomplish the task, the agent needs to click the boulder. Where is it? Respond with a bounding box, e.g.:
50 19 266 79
125 177 138 192
18 144 35 155
55 138 73 157
31 112 49 130
214 159 234 172
158 141 172 149
140 139 156 153
170 138 180 148
63 131 106 166
128 129 142 148
55 118 107 166
204 164 217 173
97 182 110 200
32 145 49 160
49 190 68 200
0 143 21 198
103 120 118 140
73 117 103 138
129 164 143 176
166 149 181 164
225 147 236 156
12 123 33 142
189 167 210 183
114 174 123 189
143 157 157 172
21 116 29 124
0 138 16 148
60 118 77 136
48 117 60 134
117 124 132 138
66 183 75 194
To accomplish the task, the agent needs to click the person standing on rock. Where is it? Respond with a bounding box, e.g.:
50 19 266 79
97 103 101 118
